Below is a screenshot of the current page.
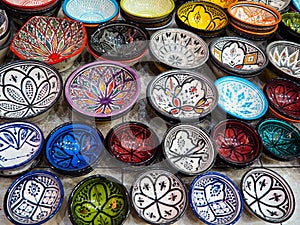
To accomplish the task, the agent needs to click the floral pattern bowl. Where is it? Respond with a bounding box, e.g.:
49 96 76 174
4 170 64 225
146 69 218 123
0 60 62 121
215 76 268 120
10 16 87 72
189 171 244 225
64 61 141 121
211 119 262 168
68 175 130 225
131 169 187 224
149 28 209 70
175 1 229 37
257 118 300 161
45 122 104 176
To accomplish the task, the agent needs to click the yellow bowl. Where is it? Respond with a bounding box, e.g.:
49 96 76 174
202 0 238 8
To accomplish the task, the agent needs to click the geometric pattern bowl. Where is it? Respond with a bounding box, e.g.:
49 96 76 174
4 170 64 225
0 60 62 121
245 0 291 12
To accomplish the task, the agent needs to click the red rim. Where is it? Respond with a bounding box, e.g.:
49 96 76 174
2 0 57 9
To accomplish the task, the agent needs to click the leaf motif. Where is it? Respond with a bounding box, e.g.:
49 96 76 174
89 183 107 208
74 202 99 223
102 196 125 217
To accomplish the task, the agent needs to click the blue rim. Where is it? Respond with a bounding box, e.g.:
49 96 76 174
189 171 244 225
215 76 268 120
4 170 64 225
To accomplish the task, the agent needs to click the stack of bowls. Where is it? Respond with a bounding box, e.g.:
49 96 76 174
227 1 281 40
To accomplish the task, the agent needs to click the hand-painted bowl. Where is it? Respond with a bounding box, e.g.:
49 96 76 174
241 167 295 223
87 21 150 64
0 60 62 121
215 76 268 120
62 0 119 26
211 119 262 168
209 36 268 77
105 122 160 166
0 121 44 176
203 0 238 8
2 0 57 10
293 0 300 12
175 1 229 37
279 12 300 44
64 61 141 121
162 124 216 175
0 9 10 46
131 169 187 224
10 16 87 72
263 78 300 123
257 118 300 161
4 170 64 225
189 171 244 225
149 28 209 70
266 41 300 81
0 23 13 64
147 69 218 123
245 0 291 12
45 122 104 176
68 175 130 225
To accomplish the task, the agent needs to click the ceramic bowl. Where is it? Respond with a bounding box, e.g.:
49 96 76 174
241 167 295 223
0 8 10 46
209 36 268 77
131 169 187 224
293 0 300 12
279 12 300 44
10 16 87 72
2 0 57 11
0 121 44 176
64 61 141 121
0 24 13 64
149 28 209 70
211 119 262 168
62 0 119 25
257 118 300 161
162 124 216 175
147 69 218 123
0 60 62 121
228 1 281 32
45 122 104 176
105 122 160 167
215 76 268 120
189 171 244 225
245 0 291 12
175 1 229 38
68 175 130 225
4 170 64 225
203 0 238 8
263 78 300 123
87 21 150 64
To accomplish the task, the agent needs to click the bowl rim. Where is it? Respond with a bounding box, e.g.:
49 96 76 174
215 76 269 120
4 170 64 225
64 60 141 121
149 28 209 70
230 21 278 36
0 59 63 120
10 16 87 65
2 0 57 9
68 174 130 225
189 171 244 224
228 1 282 27
241 167 295 223
203 0 238 8
62 0 119 24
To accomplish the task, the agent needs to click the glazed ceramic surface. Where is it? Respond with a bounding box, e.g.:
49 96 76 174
147 70 218 122
88 21 149 61
0 9 9 41
280 12 300 41
241 167 295 223
131 169 187 224
0 60 62 120
10 16 86 68
45 122 104 175
65 61 140 121
212 119 262 167
245 0 291 12
210 36 268 76
203 0 238 8
215 76 268 120
63 0 118 24
150 28 209 70
257 118 300 160
293 0 300 12
163 124 215 175
68 175 130 225
2 0 55 8
4 170 64 225
189 171 244 225
106 122 159 166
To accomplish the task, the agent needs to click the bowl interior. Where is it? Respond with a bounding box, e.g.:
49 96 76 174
150 28 209 69
204 0 238 8
244 0 290 12
281 12 300 38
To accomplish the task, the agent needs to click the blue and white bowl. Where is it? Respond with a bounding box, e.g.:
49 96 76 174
0 121 44 176
4 170 64 225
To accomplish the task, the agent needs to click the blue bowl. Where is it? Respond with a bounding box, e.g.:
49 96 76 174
45 122 104 176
